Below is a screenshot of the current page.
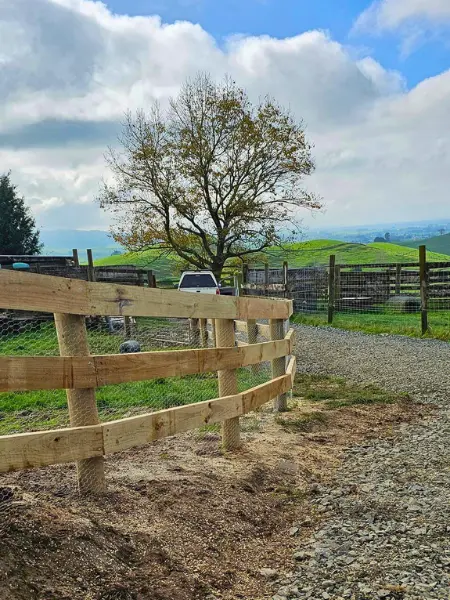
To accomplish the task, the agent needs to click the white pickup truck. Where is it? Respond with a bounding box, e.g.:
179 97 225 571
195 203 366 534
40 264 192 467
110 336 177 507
178 271 220 294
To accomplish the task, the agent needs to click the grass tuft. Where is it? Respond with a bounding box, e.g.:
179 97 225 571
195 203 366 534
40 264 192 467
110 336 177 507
292 374 408 410
275 411 328 433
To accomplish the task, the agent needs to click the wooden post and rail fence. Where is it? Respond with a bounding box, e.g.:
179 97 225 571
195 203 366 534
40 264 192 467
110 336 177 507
241 245 441 336
1 248 158 290
0 270 295 494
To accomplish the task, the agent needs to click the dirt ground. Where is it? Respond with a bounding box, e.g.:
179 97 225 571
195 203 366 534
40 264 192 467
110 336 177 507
0 390 428 600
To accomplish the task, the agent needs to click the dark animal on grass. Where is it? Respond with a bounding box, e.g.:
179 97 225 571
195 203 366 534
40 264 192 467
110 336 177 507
119 340 141 353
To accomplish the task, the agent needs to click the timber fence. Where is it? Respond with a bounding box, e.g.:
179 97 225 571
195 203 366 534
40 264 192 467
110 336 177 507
0 270 295 519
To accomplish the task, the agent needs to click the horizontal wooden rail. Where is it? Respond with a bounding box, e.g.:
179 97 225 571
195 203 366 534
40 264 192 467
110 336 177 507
0 425 104 473
0 357 296 473
242 283 286 290
0 334 295 392
336 262 421 269
0 270 292 320
336 261 450 270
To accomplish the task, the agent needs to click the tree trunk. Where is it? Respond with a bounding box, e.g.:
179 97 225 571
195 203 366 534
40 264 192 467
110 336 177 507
211 264 224 281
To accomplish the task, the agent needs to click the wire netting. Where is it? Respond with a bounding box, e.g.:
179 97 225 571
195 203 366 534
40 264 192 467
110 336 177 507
0 304 279 530
246 262 450 340
427 264 450 338
0 312 272 436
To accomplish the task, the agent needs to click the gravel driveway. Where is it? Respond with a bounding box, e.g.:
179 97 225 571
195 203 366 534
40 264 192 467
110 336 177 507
273 326 450 600
292 325 450 403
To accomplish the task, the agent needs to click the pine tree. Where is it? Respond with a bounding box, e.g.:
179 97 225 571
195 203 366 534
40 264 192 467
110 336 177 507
0 173 42 255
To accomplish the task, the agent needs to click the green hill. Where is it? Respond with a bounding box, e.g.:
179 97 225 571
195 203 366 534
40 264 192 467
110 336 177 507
95 240 450 283
96 250 177 285
398 233 450 255
267 240 450 267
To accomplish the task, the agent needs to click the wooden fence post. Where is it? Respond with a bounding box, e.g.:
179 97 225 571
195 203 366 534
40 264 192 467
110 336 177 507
189 318 201 346
72 248 80 268
234 273 242 297
327 254 336 324
147 270 155 288
264 262 269 296
207 319 217 347
270 318 288 412
199 318 208 347
419 245 428 335
124 316 132 338
242 263 248 286
283 261 288 298
86 249 95 282
54 313 106 494
215 318 240 450
395 264 402 295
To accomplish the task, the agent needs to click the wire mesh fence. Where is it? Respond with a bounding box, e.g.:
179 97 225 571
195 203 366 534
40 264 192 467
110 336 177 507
0 312 273 437
0 267 299 600
245 254 450 340
0 304 282 533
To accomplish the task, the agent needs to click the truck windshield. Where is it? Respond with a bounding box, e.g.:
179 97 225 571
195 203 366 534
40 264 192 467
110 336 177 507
180 273 216 288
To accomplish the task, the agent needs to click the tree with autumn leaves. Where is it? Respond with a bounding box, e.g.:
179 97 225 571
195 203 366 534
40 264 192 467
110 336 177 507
100 75 320 279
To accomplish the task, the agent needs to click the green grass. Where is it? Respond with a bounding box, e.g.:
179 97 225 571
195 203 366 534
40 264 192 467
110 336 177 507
267 239 449 267
292 310 450 341
0 372 408 436
293 373 408 410
95 250 178 286
0 368 268 435
0 321 269 434
95 239 450 281
0 318 189 357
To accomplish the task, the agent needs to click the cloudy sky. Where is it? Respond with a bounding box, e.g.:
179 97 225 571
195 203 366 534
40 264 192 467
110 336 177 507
1 0 449 232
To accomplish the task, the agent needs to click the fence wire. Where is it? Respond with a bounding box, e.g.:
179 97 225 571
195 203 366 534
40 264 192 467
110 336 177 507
0 312 272 437
427 264 450 339
0 306 277 534
245 262 450 340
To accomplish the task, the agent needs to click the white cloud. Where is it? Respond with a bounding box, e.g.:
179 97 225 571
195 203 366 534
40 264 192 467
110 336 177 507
0 145 110 229
0 0 449 230
355 0 450 32
354 0 450 58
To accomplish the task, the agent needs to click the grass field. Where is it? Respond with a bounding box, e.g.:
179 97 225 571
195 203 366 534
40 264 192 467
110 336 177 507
0 321 269 434
0 319 186 356
95 239 450 284
267 240 450 266
0 368 266 435
292 310 450 341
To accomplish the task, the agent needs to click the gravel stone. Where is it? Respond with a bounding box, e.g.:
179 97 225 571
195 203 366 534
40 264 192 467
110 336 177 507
260 568 279 579
273 325 450 600
291 324 450 402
